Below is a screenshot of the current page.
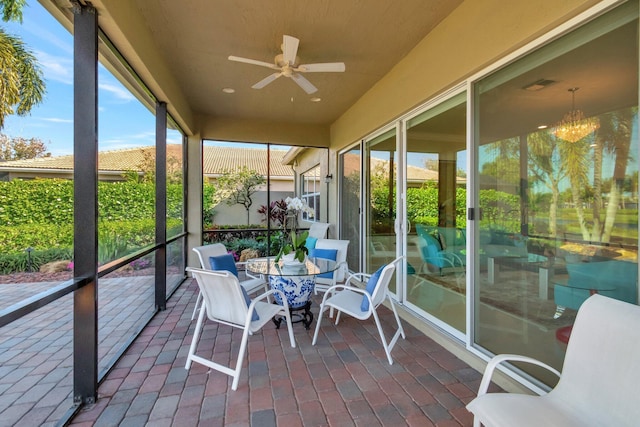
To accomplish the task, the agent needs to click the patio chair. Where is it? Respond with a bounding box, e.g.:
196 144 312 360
312 256 405 364
415 234 465 276
312 239 350 294
466 294 640 427
308 222 330 239
191 244 267 320
185 267 295 391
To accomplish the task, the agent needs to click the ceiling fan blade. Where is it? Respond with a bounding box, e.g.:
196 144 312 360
252 72 282 89
282 35 299 65
297 62 346 73
290 73 318 94
228 55 278 70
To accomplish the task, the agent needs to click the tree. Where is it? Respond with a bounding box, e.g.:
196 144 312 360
558 108 636 243
122 147 182 183
598 109 634 243
480 138 521 188
528 131 567 237
0 133 49 160
214 167 266 225
0 0 46 128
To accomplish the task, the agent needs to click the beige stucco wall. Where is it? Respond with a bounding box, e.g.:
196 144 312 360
329 0 600 151
187 133 203 267
198 116 331 148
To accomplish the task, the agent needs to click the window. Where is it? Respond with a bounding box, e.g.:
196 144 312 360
301 165 321 221
474 1 638 385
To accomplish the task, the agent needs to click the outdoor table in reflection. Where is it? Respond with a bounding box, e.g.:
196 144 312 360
245 256 338 329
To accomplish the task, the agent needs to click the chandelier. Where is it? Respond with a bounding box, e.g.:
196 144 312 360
553 87 600 143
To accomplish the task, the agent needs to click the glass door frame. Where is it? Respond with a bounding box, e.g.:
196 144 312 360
362 123 406 300
401 84 468 341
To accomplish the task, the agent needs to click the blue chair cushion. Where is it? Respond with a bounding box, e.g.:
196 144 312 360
309 248 338 279
361 265 385 312
240 286 259 321
209 253 238 277
422 236 446 268
305 236 318 250
406 262 416 275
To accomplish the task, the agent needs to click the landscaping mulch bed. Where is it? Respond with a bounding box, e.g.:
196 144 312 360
0 267 173 284
0 271 73 284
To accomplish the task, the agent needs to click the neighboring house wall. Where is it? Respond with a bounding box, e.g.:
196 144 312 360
211 189 293 226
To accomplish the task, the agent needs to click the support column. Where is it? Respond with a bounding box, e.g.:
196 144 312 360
438 153 457 227
155 102 167 310
186 134 203 267
72 2 98 405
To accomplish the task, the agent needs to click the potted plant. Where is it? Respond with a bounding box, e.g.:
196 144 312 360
275 197 314 264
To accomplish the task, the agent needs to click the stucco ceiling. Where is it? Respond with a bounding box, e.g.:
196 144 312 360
44 1 636 150
96 0 463 127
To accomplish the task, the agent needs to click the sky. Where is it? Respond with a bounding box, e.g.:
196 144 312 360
1 1 170 156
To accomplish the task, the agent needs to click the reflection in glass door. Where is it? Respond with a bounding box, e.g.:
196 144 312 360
365 128 398 293
339 147 361 273
474 2 637 385
404 92 467 334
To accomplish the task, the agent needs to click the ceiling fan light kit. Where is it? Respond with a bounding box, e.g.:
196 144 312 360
228 35 345 94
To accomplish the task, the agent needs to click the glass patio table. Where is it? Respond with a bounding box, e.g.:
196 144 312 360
245 256 338 329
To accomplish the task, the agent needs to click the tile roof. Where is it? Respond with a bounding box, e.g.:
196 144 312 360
202 146 293 177
342 151 465 183
0 145 463 183
0 145 295 177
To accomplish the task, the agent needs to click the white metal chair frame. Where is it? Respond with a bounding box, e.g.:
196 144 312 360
191 244 267 320
466 294 640 427
312 256 405 365
185 267 295 391
307 222 330 239
313 239 350 294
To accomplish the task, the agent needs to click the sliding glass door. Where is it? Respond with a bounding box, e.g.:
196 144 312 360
339 146 362 273
364 128 398 293
404 92 467 335
474 1 638 385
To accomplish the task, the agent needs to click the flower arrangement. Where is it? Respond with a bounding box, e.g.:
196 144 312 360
284 196 314 217
275 197 314 263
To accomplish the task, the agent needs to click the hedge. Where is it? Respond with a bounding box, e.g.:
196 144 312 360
0 179 183 226
0 179 186 272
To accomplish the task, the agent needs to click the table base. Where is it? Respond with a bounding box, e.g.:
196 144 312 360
273 301 314 330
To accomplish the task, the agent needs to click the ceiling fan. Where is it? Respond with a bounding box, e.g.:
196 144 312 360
228 35 346 94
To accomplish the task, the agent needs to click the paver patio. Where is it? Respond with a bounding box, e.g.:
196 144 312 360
66 278 482 426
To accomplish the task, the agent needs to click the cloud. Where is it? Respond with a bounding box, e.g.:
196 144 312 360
100 131 155 150
99 83 135 102
32 51 135 103
23 16 74 56
41 117 73 124
167 135 183 144
35 50 73 85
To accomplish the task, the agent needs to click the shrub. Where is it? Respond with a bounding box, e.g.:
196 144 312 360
0 178 186 261
0 179 184 226
0 223 74 254
0 247 73 274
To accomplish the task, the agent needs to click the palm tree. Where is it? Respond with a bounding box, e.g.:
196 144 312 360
0 0 45 128
528 131 567 237
600 109 634 243
558 136 591 240
560 108 636 243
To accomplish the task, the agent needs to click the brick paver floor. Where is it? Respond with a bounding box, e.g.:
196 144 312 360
68 279 480 426
0 275 172 427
